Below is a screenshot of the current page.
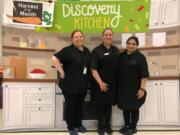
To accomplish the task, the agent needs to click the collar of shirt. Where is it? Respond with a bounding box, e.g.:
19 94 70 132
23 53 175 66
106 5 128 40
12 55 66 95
126 49 138 56
71 44 86 53
100 43 113 53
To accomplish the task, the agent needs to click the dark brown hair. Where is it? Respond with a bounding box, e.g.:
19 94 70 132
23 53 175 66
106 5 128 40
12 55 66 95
126 36 139 46
71 29 84 38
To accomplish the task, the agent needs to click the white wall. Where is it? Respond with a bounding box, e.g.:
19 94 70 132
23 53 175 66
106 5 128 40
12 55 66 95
0 0 4 65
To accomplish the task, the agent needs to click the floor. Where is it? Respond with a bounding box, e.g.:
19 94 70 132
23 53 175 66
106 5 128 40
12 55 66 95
0 131 180 135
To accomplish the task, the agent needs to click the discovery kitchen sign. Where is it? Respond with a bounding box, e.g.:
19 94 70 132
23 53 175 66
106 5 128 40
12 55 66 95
4 0 54 27
37 0 150 33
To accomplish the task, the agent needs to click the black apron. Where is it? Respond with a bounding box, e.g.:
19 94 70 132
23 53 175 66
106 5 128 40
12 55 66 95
91 45 119 105
117 51 148 110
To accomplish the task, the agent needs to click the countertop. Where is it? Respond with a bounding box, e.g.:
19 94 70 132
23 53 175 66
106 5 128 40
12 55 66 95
3 76 180 82
148 75 179 80
3 78 58 83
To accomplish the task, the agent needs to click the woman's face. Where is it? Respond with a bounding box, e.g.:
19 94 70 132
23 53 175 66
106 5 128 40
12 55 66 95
126 39 138 53
72 31 84 47
102 29 113 45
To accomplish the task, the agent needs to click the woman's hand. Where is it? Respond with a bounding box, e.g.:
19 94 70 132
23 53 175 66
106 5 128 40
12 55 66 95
137 89 145 99
99 81 109 92
91 69 109 92
59 71 65 79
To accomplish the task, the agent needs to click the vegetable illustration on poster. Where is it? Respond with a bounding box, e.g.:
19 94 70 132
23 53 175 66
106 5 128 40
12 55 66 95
4 0 54 27
36 0 150 33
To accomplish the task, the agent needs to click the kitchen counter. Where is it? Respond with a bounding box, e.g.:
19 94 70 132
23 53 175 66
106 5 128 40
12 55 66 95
2 77 180 131
3 78 58 83
148 75 179 80
3 76 179 82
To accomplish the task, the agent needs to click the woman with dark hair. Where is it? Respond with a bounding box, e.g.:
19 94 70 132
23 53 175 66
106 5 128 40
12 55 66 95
51 30 90 135
90 28 119 135
117 36 149 135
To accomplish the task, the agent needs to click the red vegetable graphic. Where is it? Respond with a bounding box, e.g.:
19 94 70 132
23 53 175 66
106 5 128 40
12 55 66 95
138 5 144 11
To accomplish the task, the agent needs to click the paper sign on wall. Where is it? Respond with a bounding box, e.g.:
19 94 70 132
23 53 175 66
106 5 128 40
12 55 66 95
3 0 54 27
152 32 166 47
135 33 146 48
121 33 133 48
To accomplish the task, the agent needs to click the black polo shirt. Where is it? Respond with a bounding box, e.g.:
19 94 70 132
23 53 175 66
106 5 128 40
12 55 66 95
54 44 90 94
90 44 119 70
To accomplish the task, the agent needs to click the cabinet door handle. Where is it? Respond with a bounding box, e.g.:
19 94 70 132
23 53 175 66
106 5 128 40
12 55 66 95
39 98 41 102
155 22 158 25
39 88 41 90
160 83 162 85
162 22 164 24
38 108 41 110
155 83 158 86
5 85 8 88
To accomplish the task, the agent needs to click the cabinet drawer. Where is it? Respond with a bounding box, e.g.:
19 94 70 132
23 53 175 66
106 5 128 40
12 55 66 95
27 84 54 94
26 96 54 105
24 107 54 127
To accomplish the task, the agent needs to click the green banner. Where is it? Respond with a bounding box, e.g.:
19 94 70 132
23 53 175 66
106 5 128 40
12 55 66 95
36 0 150 33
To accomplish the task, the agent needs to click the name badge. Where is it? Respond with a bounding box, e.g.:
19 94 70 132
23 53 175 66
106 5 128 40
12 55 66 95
104 53 109 56
83 67 87 75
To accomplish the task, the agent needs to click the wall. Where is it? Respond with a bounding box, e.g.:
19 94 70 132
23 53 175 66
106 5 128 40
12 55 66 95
2 26 180 78
0 0 3 65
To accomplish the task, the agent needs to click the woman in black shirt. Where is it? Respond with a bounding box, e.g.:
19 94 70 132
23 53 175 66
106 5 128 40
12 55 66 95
117 36 149 135
51 30 90 135
90 28 119 135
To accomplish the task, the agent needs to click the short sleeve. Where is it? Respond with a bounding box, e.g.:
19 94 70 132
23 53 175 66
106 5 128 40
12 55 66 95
54 48 68 64
90 49 99 69
113 46 119 55
139 55 149 78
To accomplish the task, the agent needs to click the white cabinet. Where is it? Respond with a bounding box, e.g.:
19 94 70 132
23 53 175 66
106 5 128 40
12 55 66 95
112 106 124 127
25 107 54 127
112 80 180 128
161 0 180 26
3 82 55 129
139 81 160 125
140 80 180 125
160 81 180 124
55 93 67 129
150 0 161 28
24 83 55 128
150 0 180 29
3 83 25 129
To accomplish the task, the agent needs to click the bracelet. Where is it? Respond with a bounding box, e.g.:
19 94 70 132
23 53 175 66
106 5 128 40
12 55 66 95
140 88 146 91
